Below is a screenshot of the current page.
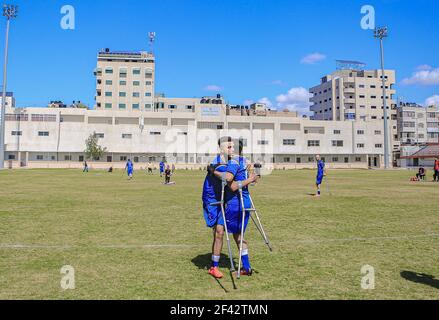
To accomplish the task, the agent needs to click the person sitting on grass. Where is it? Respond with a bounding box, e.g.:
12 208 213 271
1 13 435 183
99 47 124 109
416 166 426 181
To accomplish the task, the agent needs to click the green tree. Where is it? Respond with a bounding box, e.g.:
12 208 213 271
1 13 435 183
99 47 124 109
85 132 107 160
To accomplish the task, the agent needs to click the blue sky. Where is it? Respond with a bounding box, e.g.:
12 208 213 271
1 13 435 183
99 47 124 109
2 0 439 112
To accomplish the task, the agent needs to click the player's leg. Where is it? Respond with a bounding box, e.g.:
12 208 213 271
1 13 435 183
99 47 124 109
209 224 225 278
228 196 252 275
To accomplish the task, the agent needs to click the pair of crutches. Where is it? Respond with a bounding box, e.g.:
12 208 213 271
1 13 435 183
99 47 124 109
211 174 272 280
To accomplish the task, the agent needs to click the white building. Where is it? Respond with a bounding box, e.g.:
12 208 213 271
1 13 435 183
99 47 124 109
4 103 388 169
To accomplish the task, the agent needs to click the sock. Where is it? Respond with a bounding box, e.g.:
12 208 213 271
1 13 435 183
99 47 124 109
212 255 220 268
317 188 321 195
241 249 251 271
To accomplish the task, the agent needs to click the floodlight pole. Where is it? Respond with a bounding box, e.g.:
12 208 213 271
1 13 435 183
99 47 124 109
0 4 18 169
375 27 390 169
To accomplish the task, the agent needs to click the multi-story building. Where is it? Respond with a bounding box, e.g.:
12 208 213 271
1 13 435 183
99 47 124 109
309 68 397 123
3 102 388 169
309 66 399 166
397 103 439 167
397 103 439 145
94 49 155 111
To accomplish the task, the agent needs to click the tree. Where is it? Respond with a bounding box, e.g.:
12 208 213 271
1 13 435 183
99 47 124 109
85 132 107 160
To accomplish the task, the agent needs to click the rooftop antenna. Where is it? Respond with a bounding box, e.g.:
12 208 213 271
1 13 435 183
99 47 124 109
148 32 156 54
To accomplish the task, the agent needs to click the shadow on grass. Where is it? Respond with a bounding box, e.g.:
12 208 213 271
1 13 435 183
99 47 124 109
192 253 238 292
191 253 235 270
401 271 439 290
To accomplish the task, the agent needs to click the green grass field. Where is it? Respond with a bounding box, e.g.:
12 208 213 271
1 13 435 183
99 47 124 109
0 168 438 300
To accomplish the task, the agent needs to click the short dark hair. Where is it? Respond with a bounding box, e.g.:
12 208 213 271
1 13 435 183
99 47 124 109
218 136 233 146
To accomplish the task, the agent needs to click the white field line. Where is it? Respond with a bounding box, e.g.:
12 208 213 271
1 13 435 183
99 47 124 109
1 233 439 250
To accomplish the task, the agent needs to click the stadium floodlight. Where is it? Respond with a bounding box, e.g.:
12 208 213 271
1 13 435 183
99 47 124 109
0 4 18 169
374 26 390 169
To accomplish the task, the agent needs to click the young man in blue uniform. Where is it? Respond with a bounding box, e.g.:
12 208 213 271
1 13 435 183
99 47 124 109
125 159 134 180
315 155 327 197
202 137 234 279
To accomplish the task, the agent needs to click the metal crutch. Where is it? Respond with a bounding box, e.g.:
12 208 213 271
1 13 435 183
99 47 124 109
248 194 273 252
237 181 247 279
210 173 235 273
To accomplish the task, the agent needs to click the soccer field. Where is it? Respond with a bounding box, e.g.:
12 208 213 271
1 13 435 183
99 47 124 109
0 168 438 300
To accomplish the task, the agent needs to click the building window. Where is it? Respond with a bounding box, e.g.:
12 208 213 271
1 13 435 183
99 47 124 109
332 157 339 162
119 69 127 78
133 68 141 75
38 131 49 137
296 157 301 163
133 92 140 98
308 140 320 147
8 155 16 160
150 131 161 135
105 80 112 85
105 68 113 74
122 134 132 139
105 103 112 109
375 130 382 135
120 81 127 86
119 104 126 109
333 130 341 134
344 157 349 163
284 157 291 163
132 104 140 109
94 133 104 138
146 81 152 86
145 104 152 109
375 144 383 148
145 92 152 97
308 157 314 162
357 143 365 148
36 155 44 160
357 130 365 135
133 81 140 86
65 155 72 161
105 92 112 97
145 72 153 79
169 105 177 109
258 140 269 145
355 157 362 162
283 139 296 145
120 156 127 161
119 92 127 97
11 131 22 136
332 140 344 147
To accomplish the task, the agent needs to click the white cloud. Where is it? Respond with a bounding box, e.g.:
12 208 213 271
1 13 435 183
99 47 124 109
204 85 223 91
401 67 439 86
275 87 312 113
300 53 326 65
416 65 432 71
425 95 439 107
